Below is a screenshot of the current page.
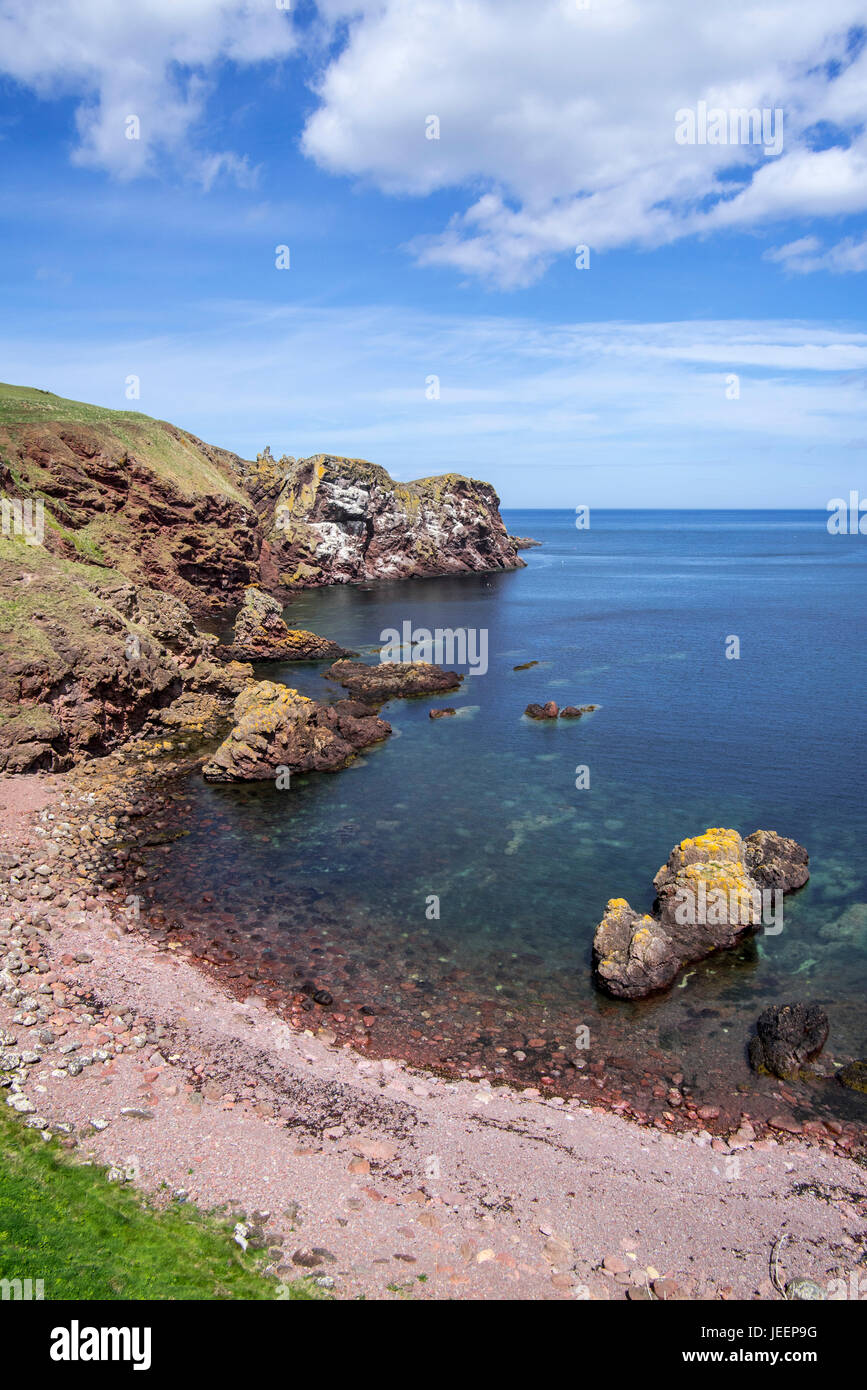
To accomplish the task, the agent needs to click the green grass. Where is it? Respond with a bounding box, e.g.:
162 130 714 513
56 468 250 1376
0 381 248 503
0 1108 321 1300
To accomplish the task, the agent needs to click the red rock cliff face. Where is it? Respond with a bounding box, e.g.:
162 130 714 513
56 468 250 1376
0 405 259 613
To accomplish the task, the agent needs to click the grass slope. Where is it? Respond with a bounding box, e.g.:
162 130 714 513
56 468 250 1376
0 1110 319 1300
0 381 248 503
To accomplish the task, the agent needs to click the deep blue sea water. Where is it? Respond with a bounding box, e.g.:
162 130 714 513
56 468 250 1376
147 511 867 1123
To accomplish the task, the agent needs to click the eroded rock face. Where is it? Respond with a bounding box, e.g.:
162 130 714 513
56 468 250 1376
0 398 259 613
0 539 222 772
324 659 463 704
748 1002 829 1080
220 586 349 662
201 680 391 782
254 454 525 587
593 827 809 1000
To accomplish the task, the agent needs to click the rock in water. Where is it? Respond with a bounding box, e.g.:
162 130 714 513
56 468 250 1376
324 659 462 703
743 829 810 891
525 701 559 719
748 1002 829 1080
201 680 390 782
593 827 809 1000
220 585 349 661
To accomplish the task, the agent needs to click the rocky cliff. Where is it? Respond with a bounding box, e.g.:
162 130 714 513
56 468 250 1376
0 384 523 612
0 536 247 772
240 449 524 588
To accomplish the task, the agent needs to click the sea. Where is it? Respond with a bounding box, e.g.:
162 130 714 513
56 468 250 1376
141 511 867 1127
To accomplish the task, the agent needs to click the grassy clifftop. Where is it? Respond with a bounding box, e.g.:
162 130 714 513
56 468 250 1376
0 383 248 503
0 382 259 611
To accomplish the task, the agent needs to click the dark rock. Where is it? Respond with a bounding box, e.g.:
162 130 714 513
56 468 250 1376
513 660 539 670
525 701 558 720
837 1059 867 1093
324 659 462 704
312 989 333 1007
559 706 583 718
429 707 457 719
748 1002 829 1080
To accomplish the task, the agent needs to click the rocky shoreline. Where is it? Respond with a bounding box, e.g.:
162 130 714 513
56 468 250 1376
2 769 865 1301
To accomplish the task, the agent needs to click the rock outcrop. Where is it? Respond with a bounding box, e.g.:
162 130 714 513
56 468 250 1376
324 659 463 703
219 586 349 662
0 383 259 613
593 827 809 1000
748 1002 829 1080
201 681 391 782
248 452 524 588
0 536 245 771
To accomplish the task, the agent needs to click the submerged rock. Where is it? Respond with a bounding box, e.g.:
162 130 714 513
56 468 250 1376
220 586 349 662
429 707 457 719
201 680 390 782
559 704 598 718
748 1002 829 1080
324 659 462 704
593 827 809 1000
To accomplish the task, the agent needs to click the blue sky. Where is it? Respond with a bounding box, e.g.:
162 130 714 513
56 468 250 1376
0 0 865 507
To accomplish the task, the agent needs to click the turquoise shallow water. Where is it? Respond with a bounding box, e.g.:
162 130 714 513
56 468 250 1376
145 511 867 1124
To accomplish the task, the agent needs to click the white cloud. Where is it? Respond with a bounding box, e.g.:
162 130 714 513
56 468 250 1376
0 0 297 179
2 306 864 505
302 0 867 284
766 233 867 274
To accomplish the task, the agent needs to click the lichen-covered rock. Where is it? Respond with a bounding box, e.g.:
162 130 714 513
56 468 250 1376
593 900 677 999
748 1002 829 1080
220 586 349 661
255 454 525 587
593 827 809 999
324 659 462 704
0 537 214 771
201 680 390 782
154 657 255 740
837 1059 867 1093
